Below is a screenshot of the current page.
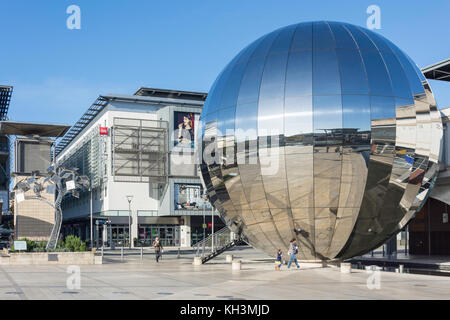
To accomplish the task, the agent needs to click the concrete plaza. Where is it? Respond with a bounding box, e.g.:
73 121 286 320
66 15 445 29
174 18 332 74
0 246 449 300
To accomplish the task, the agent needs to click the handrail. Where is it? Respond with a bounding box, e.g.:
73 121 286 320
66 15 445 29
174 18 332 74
195 227 233 257
201 237 245 264
193 226 229 248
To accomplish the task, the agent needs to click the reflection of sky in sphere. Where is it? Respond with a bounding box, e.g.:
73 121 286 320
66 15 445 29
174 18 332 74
200 21 426 140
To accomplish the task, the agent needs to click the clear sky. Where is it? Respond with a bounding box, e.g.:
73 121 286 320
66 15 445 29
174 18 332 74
0 0 449 126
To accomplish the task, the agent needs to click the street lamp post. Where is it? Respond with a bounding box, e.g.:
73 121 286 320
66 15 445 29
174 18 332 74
89 182 93 249
202 192 206 257
126 195 133 249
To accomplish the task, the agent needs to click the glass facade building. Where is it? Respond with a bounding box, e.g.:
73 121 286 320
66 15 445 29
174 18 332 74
199 21 443 260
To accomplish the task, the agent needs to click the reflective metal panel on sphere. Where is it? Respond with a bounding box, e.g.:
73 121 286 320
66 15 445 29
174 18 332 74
199 21 442 261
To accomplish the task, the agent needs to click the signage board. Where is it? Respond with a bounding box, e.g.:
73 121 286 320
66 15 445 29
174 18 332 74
14 241 27 251
99 127 108 136
16 192 25 203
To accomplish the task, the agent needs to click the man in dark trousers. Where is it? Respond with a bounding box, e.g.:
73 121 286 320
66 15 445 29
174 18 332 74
152 237 163 262
287 238 300 269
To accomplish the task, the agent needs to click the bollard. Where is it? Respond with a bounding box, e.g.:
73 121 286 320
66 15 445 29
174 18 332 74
193 257 202 266
140 245 143 260
340 262 351 274
94 254 103 265
177 248 180 259
226 254 233 263
121 247 124 261
232 260 241 270
399 264 404 273
101 246 104 257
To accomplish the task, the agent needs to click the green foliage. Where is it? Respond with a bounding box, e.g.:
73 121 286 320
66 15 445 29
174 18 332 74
56 239 65 250
12 238 46 252
11 236 87 252
63 235 87 252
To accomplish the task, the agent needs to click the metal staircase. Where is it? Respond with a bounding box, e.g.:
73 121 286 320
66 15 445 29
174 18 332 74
194 227 245 264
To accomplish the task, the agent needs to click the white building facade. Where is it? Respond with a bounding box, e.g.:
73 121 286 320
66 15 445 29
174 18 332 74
56 88 223 248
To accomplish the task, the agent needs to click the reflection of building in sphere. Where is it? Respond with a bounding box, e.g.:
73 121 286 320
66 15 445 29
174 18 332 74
199 21 443 261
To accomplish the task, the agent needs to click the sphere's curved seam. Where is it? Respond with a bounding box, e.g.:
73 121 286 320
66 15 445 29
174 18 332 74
281 22 308 260
359 29 404 249
323 22 356 258
363 29 430 227
356 26 412 257
397 86 434 229
246 29 291 251
200 58 242 238
362 25 419 215
370 29 430 232
363 27 423 254
215 37 266 246
203 53 241 119
382 38 425 96
221 37 266 245
388 48 431 225
208 47 258 218
335 24 397 259
202 67 225 117
255 27 297 252
310 21 318 259
236 28 285 251
365 32 415 101
404 53 427 83
321 20 344 260
333 23 374 259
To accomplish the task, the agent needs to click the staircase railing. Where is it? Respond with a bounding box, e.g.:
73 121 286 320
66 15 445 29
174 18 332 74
194 227 229 256
195 227 245 264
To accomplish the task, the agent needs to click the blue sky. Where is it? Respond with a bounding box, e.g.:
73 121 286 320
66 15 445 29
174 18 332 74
0 0 449 125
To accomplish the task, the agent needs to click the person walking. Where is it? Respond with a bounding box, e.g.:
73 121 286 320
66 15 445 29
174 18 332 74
275 249 283 271
152 237 163 263
287 238 300 269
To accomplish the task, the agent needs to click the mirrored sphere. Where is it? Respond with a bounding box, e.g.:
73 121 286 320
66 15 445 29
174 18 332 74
199 21 442 261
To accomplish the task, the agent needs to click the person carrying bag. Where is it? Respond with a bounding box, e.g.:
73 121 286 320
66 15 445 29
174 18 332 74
287 238 300 269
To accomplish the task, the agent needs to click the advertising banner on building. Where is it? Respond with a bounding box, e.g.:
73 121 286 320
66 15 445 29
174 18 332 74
173 112 198 149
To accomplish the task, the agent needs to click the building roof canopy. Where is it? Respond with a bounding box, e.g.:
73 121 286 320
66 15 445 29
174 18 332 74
135 87 207 101
422 58 450 82
0 121 70 137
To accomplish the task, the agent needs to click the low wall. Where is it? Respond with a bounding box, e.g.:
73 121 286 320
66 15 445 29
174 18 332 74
0 251 102 265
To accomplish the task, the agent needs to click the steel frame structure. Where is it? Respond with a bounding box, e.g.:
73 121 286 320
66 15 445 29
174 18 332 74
111 117 168 184
0 86 12 121
422 58 450 82
55 96 109 156
0 86 12 215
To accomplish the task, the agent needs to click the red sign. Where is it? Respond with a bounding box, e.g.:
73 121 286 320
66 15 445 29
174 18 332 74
208 222 212 228
99 127 108 136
